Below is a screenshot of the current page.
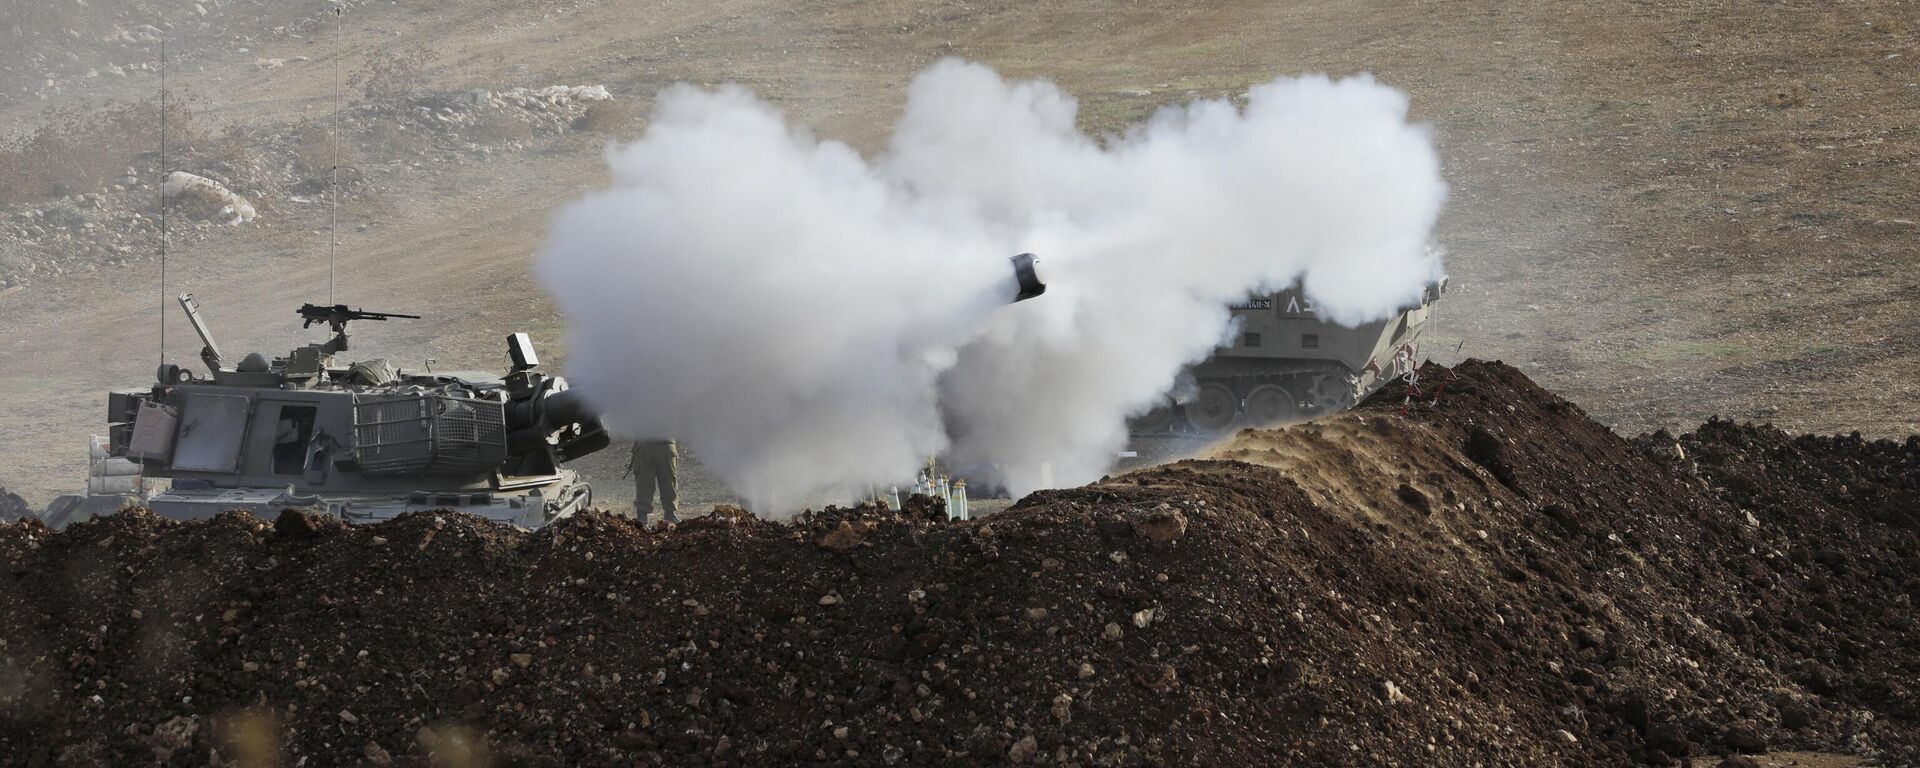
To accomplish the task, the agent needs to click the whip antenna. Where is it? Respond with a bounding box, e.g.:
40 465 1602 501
329 6 342 304
158 38 167 367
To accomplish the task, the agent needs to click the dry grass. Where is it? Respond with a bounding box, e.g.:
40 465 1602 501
350 48 435 103
202 125 283 207
574 100 642 134
0 94 200 207
287 119 364 193
468 109 535 145
365 121 435 159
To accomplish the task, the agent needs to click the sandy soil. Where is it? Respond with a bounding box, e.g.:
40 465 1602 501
1 0 1916 507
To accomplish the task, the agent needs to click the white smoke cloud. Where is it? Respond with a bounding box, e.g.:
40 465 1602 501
537 59 1446 511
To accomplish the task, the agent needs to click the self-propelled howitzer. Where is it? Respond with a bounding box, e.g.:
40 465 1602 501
105 296 610 527
1130 278 1447 434
102 254 1049 526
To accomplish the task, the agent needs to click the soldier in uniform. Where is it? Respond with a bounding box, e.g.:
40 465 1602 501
630 439 680 524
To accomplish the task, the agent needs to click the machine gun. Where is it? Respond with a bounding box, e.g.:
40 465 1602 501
297 303 420 353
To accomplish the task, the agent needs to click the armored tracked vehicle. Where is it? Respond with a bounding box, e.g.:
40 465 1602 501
94 255 1049 526
103 296 610 527
1132 280 1446 435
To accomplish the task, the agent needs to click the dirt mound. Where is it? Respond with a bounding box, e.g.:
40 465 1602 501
1642 420 1920 532
1634 421 1920 737
1 361 1916 766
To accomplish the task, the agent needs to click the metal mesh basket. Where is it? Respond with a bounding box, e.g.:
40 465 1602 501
353 394 507 477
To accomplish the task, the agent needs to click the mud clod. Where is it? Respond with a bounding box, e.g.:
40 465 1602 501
273 507 345 539
1131 506 1189 542
813 520 866 553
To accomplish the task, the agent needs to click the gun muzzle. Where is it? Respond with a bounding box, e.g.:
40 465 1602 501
503 379 609 463
543 385 609 463
1010 253 1046 303
542 386 596 427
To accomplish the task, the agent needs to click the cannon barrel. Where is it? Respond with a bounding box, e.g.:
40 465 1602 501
1010 253 1046 302
543 387 596 428
498 335 609 465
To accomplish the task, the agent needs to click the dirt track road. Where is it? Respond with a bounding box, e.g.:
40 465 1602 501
3 0 1917 504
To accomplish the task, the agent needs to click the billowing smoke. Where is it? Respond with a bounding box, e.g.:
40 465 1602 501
537 59 1446 511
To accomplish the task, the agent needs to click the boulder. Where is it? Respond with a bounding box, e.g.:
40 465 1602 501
160 171 257 226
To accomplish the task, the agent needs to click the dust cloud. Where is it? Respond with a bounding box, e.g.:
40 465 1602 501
537 59 1446 511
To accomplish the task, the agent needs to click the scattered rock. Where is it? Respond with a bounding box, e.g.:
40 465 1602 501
1464 427 1517 487
1135 663 1178 692
145 715 198 761
160 171 257 226
1395 483 1430 512
1383 680 1411 706
814 521 865 553
1780 704 1813 730
1132 506 1188 542
1051 693 1073 724
1645 724 1691 758
1720 723 1766 754
1007 734 1038 763
274 508 344 539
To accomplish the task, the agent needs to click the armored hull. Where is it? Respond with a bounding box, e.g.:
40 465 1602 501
103 298 608 528
146 478 586 527
1132 281 1443 435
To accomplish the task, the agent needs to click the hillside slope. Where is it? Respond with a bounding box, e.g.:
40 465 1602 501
1 361 1913 766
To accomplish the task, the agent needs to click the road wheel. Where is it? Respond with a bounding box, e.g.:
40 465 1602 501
1128 401 1176 434
1185 382 1241 434
1244 384 1301 426
1306 373 1357 414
